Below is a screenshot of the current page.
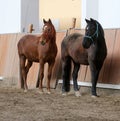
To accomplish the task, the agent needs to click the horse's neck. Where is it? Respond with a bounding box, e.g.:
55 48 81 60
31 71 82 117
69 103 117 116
97 36 107 50
42 33 56 42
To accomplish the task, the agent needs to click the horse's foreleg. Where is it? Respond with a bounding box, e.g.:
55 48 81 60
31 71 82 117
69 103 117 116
89 61 100 97
39 62 44 93
47 61 55 94
91 70 99 97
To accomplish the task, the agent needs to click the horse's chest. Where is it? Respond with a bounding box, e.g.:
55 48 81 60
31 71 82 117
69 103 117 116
26 52 39 62
39 45 57 60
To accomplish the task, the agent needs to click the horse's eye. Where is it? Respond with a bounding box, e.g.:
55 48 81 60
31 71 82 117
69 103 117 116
48 28 51 32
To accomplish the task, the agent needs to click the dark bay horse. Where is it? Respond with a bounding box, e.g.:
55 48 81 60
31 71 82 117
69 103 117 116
61 18 107 97
17 19 57 93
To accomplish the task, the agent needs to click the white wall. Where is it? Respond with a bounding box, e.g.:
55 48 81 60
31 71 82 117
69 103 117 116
0 0 39 34
0 0 21 34
86 0 98 20
98 0 120 28
21 0 39 33
81 0 120 29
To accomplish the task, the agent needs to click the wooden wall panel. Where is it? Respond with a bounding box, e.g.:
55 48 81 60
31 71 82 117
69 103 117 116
0 29 120 89
108 29 120 84
0 34 24 87
0 35 9 75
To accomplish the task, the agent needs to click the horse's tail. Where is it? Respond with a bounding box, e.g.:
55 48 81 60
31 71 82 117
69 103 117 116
36 68 40 88
62 57 72 92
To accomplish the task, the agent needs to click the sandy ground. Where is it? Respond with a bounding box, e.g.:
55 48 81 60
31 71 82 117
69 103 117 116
0 85 120 121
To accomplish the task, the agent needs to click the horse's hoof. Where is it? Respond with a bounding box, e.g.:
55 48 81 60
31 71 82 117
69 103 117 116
62 92 67 96
75 91 81 97
24 89 28 93
47 91 51 94
91 95 99 98
38 90 44 94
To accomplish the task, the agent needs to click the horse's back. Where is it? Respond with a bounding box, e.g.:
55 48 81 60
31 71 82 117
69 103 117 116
17 35 40 61
62 33 83 50
61 33 88 64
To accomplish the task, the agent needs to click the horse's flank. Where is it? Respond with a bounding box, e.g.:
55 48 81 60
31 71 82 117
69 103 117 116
61 33 88 65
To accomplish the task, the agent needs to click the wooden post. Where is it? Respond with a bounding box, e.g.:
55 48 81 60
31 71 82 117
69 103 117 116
71 18 76 29
28 24 35 33
67 18 77 35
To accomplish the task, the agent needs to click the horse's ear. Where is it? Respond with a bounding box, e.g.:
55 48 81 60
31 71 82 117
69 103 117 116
90 18 95 22
85 18 90 24
48 19 52 24
43 19 47 24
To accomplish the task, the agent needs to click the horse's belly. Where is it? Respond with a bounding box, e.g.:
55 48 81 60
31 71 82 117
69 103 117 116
79 59 89 65
27 57 39 62
70 51 89 65
25 53 39 62
76 57 89 65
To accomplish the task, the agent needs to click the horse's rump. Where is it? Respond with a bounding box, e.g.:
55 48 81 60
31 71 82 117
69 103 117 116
17 34 41 62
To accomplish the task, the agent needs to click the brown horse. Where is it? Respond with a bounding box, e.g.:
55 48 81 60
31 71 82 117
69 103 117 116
17 19 57 93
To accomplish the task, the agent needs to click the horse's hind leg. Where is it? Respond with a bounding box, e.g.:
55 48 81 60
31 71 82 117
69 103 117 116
62 57 71 94
19 55 28 91
36 68 40 88
25 60 33 74
72 62 81 97
23 60 33 90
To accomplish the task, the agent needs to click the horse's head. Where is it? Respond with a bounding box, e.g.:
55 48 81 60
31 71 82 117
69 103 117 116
82 18 99 49
42 19 56 36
